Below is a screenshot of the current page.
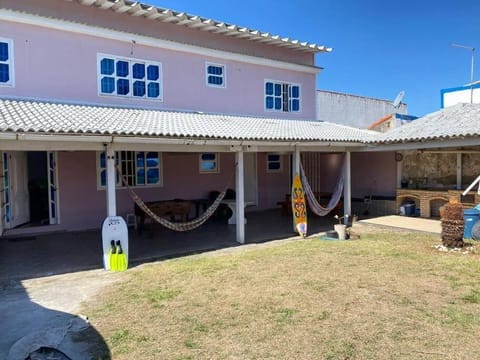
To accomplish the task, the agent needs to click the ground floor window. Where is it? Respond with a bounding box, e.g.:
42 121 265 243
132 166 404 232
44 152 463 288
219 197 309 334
267 153 282 172
98 151 162 188
199 153 219 173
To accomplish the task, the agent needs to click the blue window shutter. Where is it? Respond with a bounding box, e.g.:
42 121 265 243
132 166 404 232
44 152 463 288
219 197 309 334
147 168 159 184
274 84 282 96
207 65 223 75
146 152 159 167
100 58 114 75
292 99 300 111
292 85 300 98
268 154 280 162
274 97 282 110
136 152 145 167
201 153 216 161
208 76 223 85
0 64 9 83
100 77 115 93
116 60 129 77
0 42 8 61
133 63 145 79
117 79 129 95
147 65 159 80
265 82 273 95
100 170 106 187
147 82 160 98
269 162 281 170
133 81 146 97
266 96 274 109
136 169 145 185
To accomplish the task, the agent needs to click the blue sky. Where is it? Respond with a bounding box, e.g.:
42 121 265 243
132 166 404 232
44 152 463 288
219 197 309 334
147 0 478 117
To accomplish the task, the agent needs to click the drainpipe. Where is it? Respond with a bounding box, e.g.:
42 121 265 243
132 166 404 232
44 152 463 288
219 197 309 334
105 144 116 217
343 151 352 223
235 150 245 244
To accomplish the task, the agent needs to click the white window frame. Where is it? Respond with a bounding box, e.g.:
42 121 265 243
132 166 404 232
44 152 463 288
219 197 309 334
205 62 226 88
97 151 163 189
199 152 220 174
0 38 14 87
97 53 163 101
264 79 301 113
266 153 283 173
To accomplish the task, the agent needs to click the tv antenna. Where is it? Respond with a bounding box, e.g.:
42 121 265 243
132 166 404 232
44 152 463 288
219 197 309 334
393 90 405 108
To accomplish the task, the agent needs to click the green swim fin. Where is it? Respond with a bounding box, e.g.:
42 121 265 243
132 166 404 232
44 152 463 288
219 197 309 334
116 240 128 272
109 240 117 271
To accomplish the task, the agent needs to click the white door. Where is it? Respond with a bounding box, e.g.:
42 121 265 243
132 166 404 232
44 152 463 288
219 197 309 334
1 152 11 231
47 151 59 224
9 151 30 228
243 153 258 205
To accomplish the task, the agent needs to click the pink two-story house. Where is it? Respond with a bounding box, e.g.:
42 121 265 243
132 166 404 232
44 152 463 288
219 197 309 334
0 0 375 242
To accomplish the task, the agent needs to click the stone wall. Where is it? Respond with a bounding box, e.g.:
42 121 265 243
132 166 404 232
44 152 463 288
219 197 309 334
401 151 480 188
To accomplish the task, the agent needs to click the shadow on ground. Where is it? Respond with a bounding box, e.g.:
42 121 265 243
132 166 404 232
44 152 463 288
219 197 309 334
1 279 110 359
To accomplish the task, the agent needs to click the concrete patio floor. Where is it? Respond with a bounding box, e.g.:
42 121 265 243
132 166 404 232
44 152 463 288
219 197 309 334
359 215 441 234
0 209 337 281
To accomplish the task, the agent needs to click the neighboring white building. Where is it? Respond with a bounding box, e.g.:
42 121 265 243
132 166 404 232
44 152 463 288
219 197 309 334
316 89 408 128
441 82 480 108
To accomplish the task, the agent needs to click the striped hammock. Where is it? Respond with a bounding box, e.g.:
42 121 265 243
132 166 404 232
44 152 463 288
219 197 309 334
300 156 345 217
117 167 228 232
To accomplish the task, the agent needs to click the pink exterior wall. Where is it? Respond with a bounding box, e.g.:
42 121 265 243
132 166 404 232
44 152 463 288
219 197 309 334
57 151 290 230
304 152 396 199
2 0 314 67
0 3 317 119
351 152 396 198
313 153 344 194
257 153 291 209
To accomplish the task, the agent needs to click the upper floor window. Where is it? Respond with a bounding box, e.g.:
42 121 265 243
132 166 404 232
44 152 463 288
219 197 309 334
199 153 219 173
266 153 282 172
98 151 162 188
98 54 162 100
0 38 14 87
206 63 226 88
265 81 300 112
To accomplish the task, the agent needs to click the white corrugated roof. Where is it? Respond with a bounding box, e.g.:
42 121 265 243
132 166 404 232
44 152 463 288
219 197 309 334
71 0 332 54
0 99 375 143
377 103 480 144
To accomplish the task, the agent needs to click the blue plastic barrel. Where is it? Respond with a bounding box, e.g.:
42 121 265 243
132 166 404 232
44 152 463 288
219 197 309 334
463 208 480 239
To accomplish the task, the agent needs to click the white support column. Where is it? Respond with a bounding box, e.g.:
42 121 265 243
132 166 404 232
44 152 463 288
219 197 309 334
106 145 117 217
456 153 462 190
343 151 352 224
235 150 245 244
292 149 301 232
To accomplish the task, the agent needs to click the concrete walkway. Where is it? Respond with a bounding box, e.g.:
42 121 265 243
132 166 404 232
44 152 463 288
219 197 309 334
359 215 441 234
1 270 117 359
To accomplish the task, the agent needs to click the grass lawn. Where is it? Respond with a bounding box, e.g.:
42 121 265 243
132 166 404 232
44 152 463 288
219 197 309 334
83 225 480 359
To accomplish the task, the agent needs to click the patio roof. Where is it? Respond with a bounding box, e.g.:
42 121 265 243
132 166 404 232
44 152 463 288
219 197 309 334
0 98 376 144
70 0 332 54
376 103 480 144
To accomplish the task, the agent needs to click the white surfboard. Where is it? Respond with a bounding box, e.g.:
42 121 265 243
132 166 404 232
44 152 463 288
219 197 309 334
101 216 129 271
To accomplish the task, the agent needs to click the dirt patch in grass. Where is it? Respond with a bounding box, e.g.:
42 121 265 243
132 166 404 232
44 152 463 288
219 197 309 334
82 224 480 359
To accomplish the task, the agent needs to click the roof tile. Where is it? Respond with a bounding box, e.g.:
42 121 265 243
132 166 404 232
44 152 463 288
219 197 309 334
0 99 376 143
